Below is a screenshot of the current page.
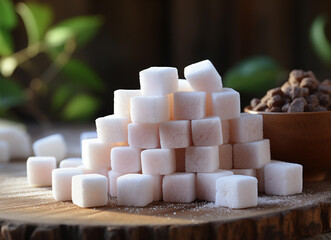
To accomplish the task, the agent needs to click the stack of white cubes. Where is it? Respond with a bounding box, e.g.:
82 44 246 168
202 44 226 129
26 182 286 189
26 59 303 209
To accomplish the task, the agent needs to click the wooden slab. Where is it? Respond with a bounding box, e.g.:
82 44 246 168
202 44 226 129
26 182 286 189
0 163 331 240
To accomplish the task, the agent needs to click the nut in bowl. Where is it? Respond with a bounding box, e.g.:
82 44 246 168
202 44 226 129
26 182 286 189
244 106 331 180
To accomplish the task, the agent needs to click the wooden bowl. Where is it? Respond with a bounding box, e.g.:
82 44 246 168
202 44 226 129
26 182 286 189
244 107 331 180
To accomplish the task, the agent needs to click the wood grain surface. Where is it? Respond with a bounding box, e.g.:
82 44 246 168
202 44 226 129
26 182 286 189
0 163 331 240
0 125 330 240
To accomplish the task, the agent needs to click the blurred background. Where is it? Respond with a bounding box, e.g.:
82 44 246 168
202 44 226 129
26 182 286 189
1 0 331 123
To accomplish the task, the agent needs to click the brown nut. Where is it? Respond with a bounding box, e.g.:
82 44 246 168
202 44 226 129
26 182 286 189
321 79 331 86
267 94 283 108
281 103 290 112
300 77 319 92
267 87 284 97
284 86 301 99
289 70 305 86
250 98 260 108
260 94 271 104
306 94 319 107
253 102 267 112
281 81 291 92
287 97 306 112
314 105 327 112
318 93 330 107
269 107 282 112
317 84 331 94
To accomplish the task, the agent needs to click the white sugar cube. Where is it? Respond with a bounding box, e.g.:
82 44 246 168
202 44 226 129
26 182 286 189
219 144 233 170
130 96 170 123
114 89 141 118
81 138 112 170
215 175 258 209
264 161 303 195
141 149 176 175
231 169 257 177
27 156 56 186
163 172 196 203
72 174 108 208
33 134 66 162
111 147 141 173
191 116 223 146
77 165 108 177
59 158 82 168
117 174 153 206
52 168 83 201
0 128 31 159
221 120 230 144
178 79 193 92
211 88 240 120
175 148 186 172
233 139 271 169
95 115 130 144
196 170 233 202
0 141 9 162
173 92 206 120
159 120 191 149
139 67 178 96
229 113 263 143
184 60 223 92
128 123 160 149
185 146 219 173
108 170 127 197
151 175 163 201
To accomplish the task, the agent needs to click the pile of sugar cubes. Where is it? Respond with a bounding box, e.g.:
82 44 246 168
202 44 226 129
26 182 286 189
26 59 303 209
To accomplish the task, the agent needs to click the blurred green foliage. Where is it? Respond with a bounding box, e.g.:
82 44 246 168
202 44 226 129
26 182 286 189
310 15 331 67
0 0 104 122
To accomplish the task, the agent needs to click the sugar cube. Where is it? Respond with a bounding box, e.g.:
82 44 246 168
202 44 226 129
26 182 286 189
0 141 9 162
139 67 178 96
211 88 240 120
114 89 141 118
141 149 176 175
72 174 108 208
52 168 83 201
59 158 82 168
229 113 263 143
196 170 233 201
159 120 191 149
117 174 153 206
128 123 160 149
0 128 31 159
81 138 112 170
108 170 127 197
264 161 303 195
130 96 170 123
33 134 66 162
175 148 186 172
215 175 258 209
173 91 206 120
27 156 56 186
178 79 193 92
111 147 141 173
219 144 232 170
231 169 257 177
77 165 109 177
163 172 196 203
191 116 223 146
233 139 271 169
185 146 219 173
221 120 230 144
184 60 223 92
95 115 130 144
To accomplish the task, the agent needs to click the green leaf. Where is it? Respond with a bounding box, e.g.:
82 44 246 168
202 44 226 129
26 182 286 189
61 93 100 121
224 56 284 95
45 15 103 49
16 2 53 44
0 28 14 56
0 0 17 29
0 77 25 109
51 84 73 111
310 15 331 66
61 59 105 92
